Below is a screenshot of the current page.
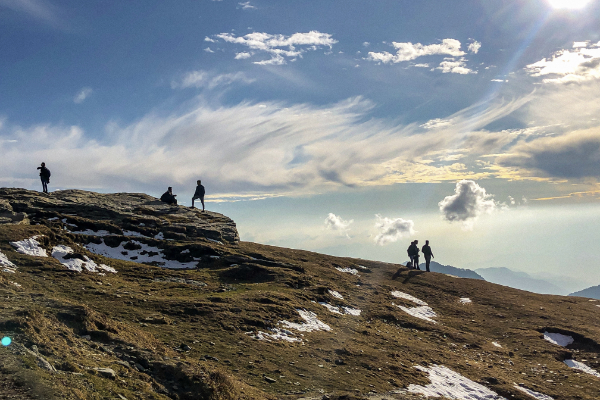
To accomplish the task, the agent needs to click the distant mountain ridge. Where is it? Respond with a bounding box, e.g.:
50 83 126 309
418 261 485 280
475 267 564 295
569 285 600 300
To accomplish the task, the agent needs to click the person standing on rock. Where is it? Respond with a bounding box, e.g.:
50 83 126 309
411 240 420 270
160 187 178 205
407 241 418 269
37 162 51 194
192 180 205 211
422 240 434 272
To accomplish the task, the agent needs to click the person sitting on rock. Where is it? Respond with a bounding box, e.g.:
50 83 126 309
192 180 205 211
37 162 51 194
160 187 177 205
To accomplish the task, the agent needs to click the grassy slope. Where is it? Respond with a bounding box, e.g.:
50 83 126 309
1 223 600 400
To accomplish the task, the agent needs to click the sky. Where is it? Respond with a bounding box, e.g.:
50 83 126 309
2 0 600 292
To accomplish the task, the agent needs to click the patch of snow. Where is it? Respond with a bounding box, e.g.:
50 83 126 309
247 328 302 343
280 309 331 332
335 267 359 275
206 238 224 245
10 281 22 287
328 290 344 299
85 240 198 269
1 251 17 272
514 385 554 400
47 217 59 221
154 232 165 240
408 365 506 399
10 236 47 257
319 302 342 314
139 223 145 227
459 298 472 304
391 290 428 306
51 245 117 273
564 359 600 378
357 265 368 270
61 218 78 227
181 249 190 254
396 304 438 324
492 342 502 348
543 331 574 347
70 229 112 237
209 255 220 259
123 230 147 238
342 306 361 316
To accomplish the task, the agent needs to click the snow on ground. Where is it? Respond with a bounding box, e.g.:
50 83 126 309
459 298 472 304
319 302 343 314
10 281 21 287
319 302 362 316
1 251 17 273
280 309 331 332
391 291 428 306
492 342 502 348
85 240 198 269
51 245 116 273
154 232 165 240
10 236 47 257
206 238 223 245
357 265 368 270
342 306 361 316
543 332 574 347
564 359 600 378
335 267 359 275
408 365 506 400
247 328 302 343
514 384 554 400
328 290 344 299
395 304 438 324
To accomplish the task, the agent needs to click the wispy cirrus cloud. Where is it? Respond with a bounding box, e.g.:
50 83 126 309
212 31 338 65
238 1 255 10
0 0 62 27
74 87 93 104
171 70 255 90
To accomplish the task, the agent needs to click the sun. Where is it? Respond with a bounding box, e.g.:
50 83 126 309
547 0 591 9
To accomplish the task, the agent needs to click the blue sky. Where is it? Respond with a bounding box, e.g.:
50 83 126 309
2 0 600 291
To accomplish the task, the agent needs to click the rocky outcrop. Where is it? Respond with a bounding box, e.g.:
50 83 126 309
0 188 239 243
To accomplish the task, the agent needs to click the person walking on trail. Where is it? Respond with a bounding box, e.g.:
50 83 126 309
422 240 434 272
37 162 51 194
192 180 205 211
160 187 178 205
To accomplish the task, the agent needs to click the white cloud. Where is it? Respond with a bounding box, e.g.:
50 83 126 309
362 42 370 47
437 58 475 74
235 52 252 59
414 63 430 68
204 47 215 53
0 94 534 198
367 38 467 64
204 36 216 43
420 118 453 129
324 213 353 237
468 41 482 54
573 41 589 48
0 0 62 27
238 1 255 9
172 70 255 90
438 180 496 229
214 31 337 65
374 215 415 246
74 87 93 104
525 44 600 84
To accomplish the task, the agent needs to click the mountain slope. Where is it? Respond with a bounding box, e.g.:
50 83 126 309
570 285 600 300
419 261 484 280
475 267 564 295
1 189 600 400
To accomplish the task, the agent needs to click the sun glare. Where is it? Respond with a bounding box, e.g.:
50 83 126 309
548 0 590 9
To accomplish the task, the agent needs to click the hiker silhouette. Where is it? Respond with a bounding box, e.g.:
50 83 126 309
422 240 434 272
407 240 420 270
192 180 205 211
37 162 51 194
160 187 178 205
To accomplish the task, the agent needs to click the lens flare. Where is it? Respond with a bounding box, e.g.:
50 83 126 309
548 0 590 9
1 337 11 346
